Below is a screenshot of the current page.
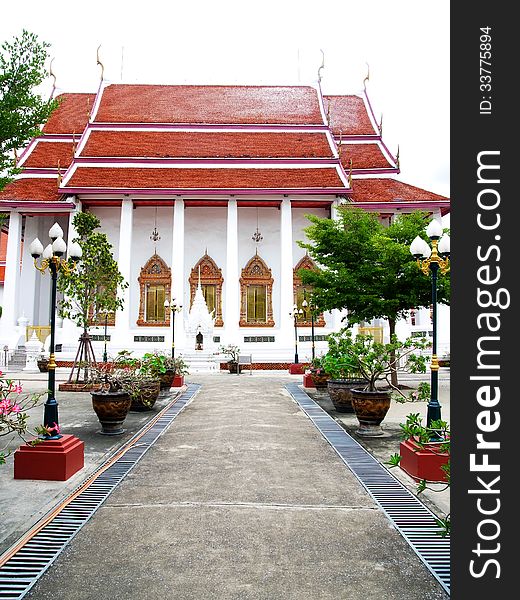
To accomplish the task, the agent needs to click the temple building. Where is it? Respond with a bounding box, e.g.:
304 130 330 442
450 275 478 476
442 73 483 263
0 82 450 368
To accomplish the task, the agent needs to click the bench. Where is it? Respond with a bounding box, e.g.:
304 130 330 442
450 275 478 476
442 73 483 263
237 354 253 375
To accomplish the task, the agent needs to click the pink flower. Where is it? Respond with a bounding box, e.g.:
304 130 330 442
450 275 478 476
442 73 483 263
52 422 61 434
11 404 21 413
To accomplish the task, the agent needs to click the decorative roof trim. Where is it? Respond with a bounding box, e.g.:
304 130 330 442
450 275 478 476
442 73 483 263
61 186 350 196
347 200 450 211
0 201 75 211
72 157 340 166
88 122 330 132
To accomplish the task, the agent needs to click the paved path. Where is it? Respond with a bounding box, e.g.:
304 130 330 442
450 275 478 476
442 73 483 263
25 375 448 599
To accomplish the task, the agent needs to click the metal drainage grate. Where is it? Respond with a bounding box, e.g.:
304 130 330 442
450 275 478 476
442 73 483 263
0 384 200 600
286 383 450 595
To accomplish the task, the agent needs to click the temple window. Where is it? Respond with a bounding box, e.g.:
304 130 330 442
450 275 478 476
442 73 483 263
247 285 267 323
189 254 224 327
293 255 326 327
240 252 274 327
146 284 166 322
137 254 171 327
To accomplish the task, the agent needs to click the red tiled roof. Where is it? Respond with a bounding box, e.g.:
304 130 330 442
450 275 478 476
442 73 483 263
339 143 393 170
81 130 333 159
351 179 448 203
0 178 61 202
65 167 345 190
42 93 96 134
324 95 377 136
22 141 75 169
94 85 324 125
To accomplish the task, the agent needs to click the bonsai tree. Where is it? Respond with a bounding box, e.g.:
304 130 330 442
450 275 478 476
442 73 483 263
57 212 128 382
325 328 431 401
218 344 240 364
298 208 450 386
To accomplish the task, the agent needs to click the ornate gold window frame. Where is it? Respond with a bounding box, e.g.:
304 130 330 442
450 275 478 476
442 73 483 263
293 254 326 327
189 253 224 327
239 252 275 327
137 253 172 327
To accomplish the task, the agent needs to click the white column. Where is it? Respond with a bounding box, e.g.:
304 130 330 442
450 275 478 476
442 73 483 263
19 215 39 326
279 198 295 352
172 199 186 351
61 203 83 345
224 198 240 345
0 211 22 346
113 198 133 344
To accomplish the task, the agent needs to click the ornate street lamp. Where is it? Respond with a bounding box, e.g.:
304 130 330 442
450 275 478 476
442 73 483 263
29 223 82 439
301 289 316 362
410 220 450 427
164 298 183 358
290 303 304 364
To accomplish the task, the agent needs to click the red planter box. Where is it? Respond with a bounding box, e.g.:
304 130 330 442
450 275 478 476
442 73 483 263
303 373 314 388
14 435 84 481
172 375 184 387
399 438 449 483
288 363 308 375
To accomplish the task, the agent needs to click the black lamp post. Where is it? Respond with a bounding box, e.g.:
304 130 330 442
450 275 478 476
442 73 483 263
301 290 315 361
410 220 450 428
164 298 182 358
29 224 82 440
100 308 109 363
290 303 303 364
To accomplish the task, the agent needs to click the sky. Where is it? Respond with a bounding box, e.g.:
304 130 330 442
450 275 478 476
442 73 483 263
1 0 450 198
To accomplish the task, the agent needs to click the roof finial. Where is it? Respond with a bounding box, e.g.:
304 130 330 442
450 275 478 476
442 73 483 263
49 58 57 97
13 148 18 167
337 129 343 159
317 49 325 85
378 114 383 135
96 45 105 81
363 63 370 90
396 145 400 169
72 131 77 156
348 158 353 187
57 160 62 186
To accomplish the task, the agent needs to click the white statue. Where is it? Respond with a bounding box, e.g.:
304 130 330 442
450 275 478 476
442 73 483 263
185 267 216 351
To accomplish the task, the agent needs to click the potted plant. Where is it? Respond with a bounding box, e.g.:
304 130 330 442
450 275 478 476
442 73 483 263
141 352 174 390
88 359 140 435
306 356 331 390
391 413 450 484
329 328 431 436
37 353 49 373
388 413 450 536
170 356 189 387
218 344 240 374
115 351 162 411
320 332 366 412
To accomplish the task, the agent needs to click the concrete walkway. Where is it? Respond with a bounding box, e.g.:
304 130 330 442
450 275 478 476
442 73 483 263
22 374 448 599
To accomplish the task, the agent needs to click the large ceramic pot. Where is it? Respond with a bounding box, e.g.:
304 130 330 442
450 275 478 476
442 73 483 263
91 390 132 435
130 380 161 412
350 388 391 436
327 379 366 412
310 371 330 390
159 369 175 390
37 358 49 373
228 361 239 374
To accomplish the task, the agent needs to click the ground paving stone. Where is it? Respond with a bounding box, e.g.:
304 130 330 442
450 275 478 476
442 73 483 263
23 374 449 599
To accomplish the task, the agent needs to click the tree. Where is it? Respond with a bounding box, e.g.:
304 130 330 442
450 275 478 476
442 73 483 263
57 212 128 381
298 207 450 385
1 30 59 190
